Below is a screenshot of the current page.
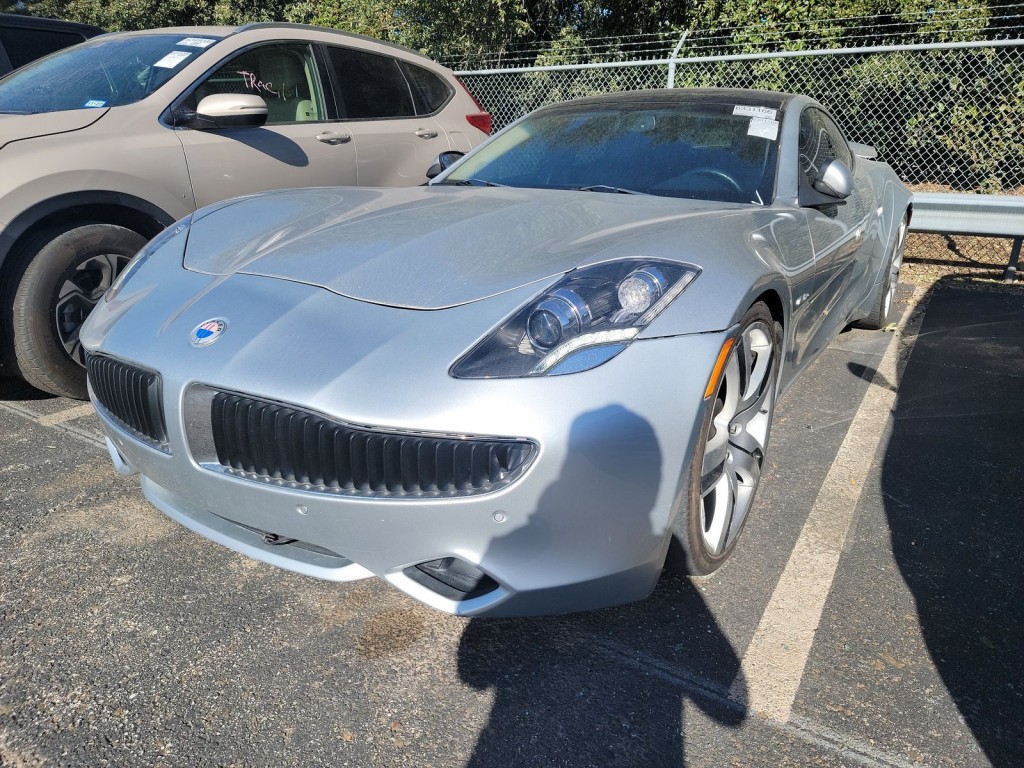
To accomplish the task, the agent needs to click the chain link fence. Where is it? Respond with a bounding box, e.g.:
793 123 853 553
902 233 1019 279
458 40 1024 277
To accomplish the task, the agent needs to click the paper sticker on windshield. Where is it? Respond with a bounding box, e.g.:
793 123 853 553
748 117 779 140
734 105 777 120
154 51 191 69
84 99 106 108
177 37 215 48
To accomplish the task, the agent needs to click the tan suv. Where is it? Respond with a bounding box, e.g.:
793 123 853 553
0 23 490 398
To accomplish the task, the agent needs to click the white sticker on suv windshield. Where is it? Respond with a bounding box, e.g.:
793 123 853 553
84 99 106 108
177 37 215 48
748 117 780 140
734 105 778 120
154 51 191 69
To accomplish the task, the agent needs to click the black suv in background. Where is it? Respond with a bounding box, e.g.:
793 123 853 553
0 13 102 76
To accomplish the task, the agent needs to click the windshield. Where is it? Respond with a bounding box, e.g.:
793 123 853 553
0 33 222 114
440 101 780 204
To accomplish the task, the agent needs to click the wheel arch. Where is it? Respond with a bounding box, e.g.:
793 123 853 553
750 288 785 332
0 192 174 369
0 191 174 279
744 285 791 397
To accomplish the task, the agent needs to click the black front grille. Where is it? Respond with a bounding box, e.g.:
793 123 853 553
86 353 168 449
209 392 536 498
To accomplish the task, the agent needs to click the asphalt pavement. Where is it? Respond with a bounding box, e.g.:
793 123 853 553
0 278 1021 768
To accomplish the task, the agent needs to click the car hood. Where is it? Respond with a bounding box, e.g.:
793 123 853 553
184 186 746 310
0 107 108 150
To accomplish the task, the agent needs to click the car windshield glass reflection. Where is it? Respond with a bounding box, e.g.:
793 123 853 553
441 102 780 204
0 34 221 114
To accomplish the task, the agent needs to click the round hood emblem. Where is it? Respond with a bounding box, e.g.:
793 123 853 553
191 318 227 347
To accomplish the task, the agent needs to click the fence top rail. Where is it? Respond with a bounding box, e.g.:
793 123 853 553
455 37 1024 76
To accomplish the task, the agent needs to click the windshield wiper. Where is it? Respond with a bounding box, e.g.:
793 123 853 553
574 184 649 195
440 178 508 187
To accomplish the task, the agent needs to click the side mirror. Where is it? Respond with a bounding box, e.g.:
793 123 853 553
812 159 853 199
800 159 854 208
426 151 465 179
194 94 268 129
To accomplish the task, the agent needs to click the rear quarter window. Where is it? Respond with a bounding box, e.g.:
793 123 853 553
399 60 452 115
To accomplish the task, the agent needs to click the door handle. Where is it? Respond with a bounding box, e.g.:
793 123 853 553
414 129 439 139
316 132 351 145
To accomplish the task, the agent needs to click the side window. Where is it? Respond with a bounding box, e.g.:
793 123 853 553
798 108 852 186
325 46 414 120
398 60 452 115
180 43 324 125
0 27 84 69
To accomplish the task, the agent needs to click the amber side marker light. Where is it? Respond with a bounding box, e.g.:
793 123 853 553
704 337 735 399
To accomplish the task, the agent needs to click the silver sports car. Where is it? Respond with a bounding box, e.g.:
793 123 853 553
82 89 911 616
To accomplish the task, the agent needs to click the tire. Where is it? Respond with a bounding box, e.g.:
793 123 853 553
666 302 781 576
859 212 908 330
8 223 147 399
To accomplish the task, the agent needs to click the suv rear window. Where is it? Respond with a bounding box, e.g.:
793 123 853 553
0 33 220 114
0 26 85 69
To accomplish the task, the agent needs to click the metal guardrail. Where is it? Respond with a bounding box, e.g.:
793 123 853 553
910 193 1023 282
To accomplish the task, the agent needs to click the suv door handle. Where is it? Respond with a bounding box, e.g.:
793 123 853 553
316 132 351 145
414 129 439 139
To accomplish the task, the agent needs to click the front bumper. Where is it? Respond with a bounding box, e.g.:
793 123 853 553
85 273 725 616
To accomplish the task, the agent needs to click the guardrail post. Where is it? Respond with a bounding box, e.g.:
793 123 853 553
1005 237 1022 283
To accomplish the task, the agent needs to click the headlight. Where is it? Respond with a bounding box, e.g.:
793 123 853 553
451 259 699 378
104 215 193 302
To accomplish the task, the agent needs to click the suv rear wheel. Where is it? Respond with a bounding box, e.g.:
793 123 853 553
9 223 146 399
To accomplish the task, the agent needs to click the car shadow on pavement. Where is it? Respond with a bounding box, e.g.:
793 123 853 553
0 374 54 401
457 406 746 767
881 278 1024 765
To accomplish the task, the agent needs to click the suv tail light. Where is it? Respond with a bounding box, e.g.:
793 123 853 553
456 77 492 135
466 112 492 134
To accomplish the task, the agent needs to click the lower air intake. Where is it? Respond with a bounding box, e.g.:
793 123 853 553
404 558 500 601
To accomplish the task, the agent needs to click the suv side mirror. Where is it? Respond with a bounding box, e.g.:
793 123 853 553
426 151 465 179
194 94 268 129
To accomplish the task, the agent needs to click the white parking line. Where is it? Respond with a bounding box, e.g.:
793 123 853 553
592 637 921 768
38 402 96 426
730 287 926 723
0 400 106 450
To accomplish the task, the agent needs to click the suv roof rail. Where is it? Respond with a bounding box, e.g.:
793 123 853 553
231 22 430 61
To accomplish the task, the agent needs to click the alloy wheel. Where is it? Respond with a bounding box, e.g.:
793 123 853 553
54 252 130 366
882 216 908 321
698 320 776 557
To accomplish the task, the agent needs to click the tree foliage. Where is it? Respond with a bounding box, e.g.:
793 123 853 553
4 0 1001 59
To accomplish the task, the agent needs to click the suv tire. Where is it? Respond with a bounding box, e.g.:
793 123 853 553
10 224 146 399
